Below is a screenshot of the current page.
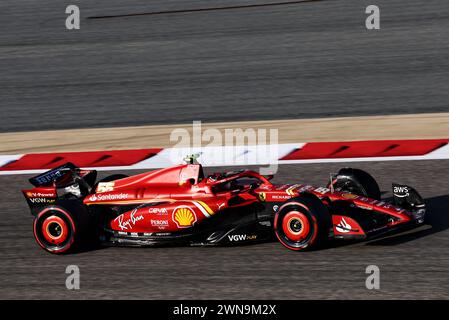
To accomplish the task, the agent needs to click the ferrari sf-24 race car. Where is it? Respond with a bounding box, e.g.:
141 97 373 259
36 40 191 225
23 161 426 254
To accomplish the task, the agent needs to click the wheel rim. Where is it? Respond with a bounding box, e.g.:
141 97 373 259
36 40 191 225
282 211 310 241
33 207 75 253
274 202 320 250
42 216 69 245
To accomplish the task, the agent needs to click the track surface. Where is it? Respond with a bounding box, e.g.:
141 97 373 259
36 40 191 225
1 161 449 299
1 0 449 300
1 0 449 132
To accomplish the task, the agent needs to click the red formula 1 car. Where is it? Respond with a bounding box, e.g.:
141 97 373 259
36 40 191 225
23 161 426 254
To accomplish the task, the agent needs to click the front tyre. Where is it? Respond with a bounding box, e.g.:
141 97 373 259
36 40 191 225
329 168 381 200
33 201 90 254
274 193 331 251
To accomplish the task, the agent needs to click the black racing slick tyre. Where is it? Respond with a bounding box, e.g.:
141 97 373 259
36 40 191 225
33 200 91 254
274 193 332 251
329 168 381 200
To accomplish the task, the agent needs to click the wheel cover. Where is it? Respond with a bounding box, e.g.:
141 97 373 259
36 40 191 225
42 215 69 245
282 211 310 241
33 207 76 253
274 202 318 250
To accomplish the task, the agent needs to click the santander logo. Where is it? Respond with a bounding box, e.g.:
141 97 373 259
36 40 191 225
336 217 352 233
88 193 128 202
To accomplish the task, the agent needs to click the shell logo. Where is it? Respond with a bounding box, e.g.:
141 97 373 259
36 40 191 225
173 206 197 228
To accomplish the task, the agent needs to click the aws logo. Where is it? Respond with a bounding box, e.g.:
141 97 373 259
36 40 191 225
173 206 197 228
393 186 409 198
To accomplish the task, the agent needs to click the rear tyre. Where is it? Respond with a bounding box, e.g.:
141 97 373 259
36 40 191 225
329 168 381 200
274 193 331 251
33 201 91 254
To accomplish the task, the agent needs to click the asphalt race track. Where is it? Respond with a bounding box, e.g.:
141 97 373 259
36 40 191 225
1 0 449 300
1 161 449 299
0 0 448 132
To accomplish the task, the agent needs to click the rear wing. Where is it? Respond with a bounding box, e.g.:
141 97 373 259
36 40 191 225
28 162 97 195
29 162 78 187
